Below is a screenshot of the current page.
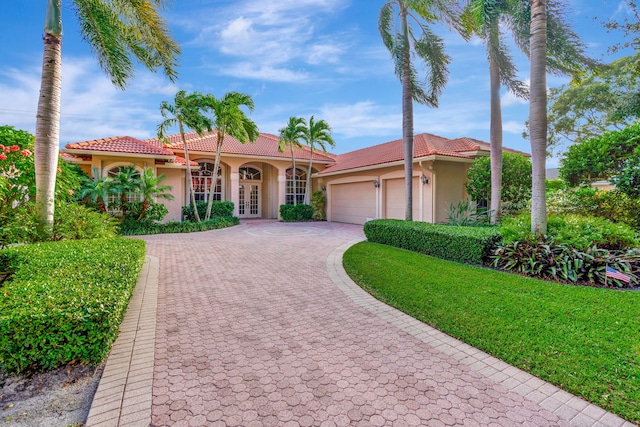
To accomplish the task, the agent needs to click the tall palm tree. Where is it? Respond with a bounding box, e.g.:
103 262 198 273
379 0 456 221
137 168 174 220
35 0 180 234
158 91 212 223
529 0 548 234
461 0 528 224
278 117 307 206
303 116 335 205
201 92 259 221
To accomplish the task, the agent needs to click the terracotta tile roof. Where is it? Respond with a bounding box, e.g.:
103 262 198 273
448 137 531 157
173 156 198 167
146 131 336 163
318 133 526 175
65 136 174 157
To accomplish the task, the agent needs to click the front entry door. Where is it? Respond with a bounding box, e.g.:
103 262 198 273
238 183 261 218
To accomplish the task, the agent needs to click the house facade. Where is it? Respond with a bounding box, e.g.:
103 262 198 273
63 131 527 225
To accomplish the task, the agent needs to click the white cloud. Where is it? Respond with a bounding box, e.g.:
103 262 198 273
0 57 172 145
217 63 311 82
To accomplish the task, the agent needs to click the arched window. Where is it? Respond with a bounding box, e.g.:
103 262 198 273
286 167 307 205
106 165 141 214
239 166 261 181
193 162 222 202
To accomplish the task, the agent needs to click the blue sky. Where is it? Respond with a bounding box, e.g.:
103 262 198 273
0 1 633 166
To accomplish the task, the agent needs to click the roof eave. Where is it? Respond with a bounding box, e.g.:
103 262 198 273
63 149 175 161
169 150 336 164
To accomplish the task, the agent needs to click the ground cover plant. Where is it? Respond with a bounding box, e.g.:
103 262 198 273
0 238 146 374
343 242 640 424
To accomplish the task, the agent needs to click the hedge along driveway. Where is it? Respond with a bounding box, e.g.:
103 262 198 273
0 238 146 374
343 242 640 424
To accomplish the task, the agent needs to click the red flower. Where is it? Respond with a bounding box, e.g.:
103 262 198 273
20 149 32 157
67 189 74 195
10 145 19 152
2 146 9 153
56 167 62 173
0 153 6 161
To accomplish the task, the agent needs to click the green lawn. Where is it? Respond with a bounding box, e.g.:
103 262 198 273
343 242 640 424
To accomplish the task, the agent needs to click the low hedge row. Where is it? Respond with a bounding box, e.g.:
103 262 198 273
280 204 313 222
364 219 500 265
182 201 234 222
119 216 240 236
0 238 146 374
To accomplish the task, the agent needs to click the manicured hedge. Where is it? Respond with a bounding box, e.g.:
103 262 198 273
0 238 146 374
182 201 234 222
120 216 239 236
364 219 500 265
280 204 313 222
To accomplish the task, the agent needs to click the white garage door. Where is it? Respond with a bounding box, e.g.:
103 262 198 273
330 182 376 225
385 177 419 220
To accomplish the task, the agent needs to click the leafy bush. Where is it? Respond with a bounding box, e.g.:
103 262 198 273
364 219 500 265
0 238 146 374
500 212 639 251
547 187 640 229
493 241 638 288
0 203 118 248
280 204 313 222
119 216 239 236
465 152 532 215
311 190 326 220
123 200 168 223
182 201 234 222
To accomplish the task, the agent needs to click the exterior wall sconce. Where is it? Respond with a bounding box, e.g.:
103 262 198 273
321 185 327 191
421 174 430 185
373 179 381 188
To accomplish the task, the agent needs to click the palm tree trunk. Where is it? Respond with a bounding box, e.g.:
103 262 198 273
291 148 297 205
305 144 314 205
489 54 503 224
529 0 547 234
205 133 224 221
34 31 62 235
180 122 201 222
401 6 414 221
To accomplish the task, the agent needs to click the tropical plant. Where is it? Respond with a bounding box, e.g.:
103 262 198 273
278 116 307 206
137 168 174 220
378 0 455 221
302 116 335 204
109 165 141 218
311 190 327 220
445 199 492 227
201 92 259 220
158 90 211 222
34 0 179 235
461 0 528 224
78 173 113 213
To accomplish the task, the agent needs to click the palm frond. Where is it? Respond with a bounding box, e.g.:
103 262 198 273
413 26 451 107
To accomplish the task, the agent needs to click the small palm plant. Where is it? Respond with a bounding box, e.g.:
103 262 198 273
303 116 334 204
110 166 141 218
138 168 174 220
78 174 113 213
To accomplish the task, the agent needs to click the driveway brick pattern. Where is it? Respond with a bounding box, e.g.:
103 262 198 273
141 221 627 426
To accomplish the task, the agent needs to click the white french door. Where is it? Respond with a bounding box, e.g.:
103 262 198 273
238 183 261 218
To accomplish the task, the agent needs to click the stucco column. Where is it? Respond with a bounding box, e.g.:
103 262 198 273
230 168 240 217
277 172 286 219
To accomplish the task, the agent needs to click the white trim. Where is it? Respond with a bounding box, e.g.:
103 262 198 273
64 149 174 161
169 150 336 165
315 155 474 178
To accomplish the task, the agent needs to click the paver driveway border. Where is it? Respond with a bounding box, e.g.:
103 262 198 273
86 225 635 427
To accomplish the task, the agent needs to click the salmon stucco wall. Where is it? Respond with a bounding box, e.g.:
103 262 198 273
157 167 184 222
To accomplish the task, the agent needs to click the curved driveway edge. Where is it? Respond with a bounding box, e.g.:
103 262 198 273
327 240 634 427
87 222 635 426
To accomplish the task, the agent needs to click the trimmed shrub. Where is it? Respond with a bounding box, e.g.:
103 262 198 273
280 204 313 222
311 190 327 220
0 238 146 374
123 200 168 223
364 219 500 265
182 201 234 222
119 216 239 236
500 212 639 251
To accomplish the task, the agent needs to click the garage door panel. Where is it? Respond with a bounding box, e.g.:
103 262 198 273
331 182 376 225
385 177 419 220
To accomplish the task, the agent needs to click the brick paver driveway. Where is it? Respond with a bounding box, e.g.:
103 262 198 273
139 221 625 427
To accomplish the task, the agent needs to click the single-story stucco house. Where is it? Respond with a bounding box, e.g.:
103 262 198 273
62 130 527 225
